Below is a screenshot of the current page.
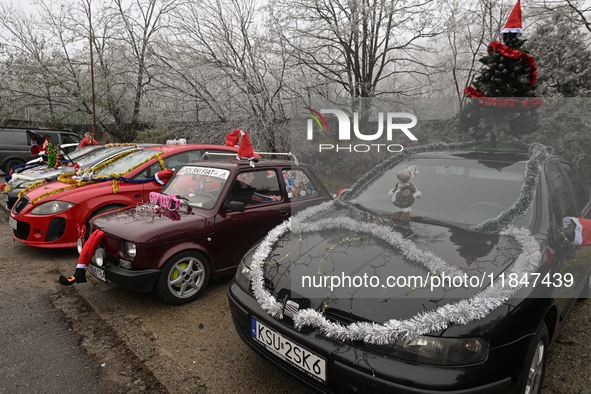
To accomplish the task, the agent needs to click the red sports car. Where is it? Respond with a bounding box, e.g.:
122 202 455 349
9 144 241 248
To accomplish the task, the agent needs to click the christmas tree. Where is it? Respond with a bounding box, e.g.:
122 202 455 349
460 1 543 142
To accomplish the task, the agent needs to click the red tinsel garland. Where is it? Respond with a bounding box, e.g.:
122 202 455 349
464 40 542 108
487 41 538 85
464 86 544 108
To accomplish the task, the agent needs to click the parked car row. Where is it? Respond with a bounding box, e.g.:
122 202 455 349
2 139 590 394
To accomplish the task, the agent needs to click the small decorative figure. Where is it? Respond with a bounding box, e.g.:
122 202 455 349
389 165 421 221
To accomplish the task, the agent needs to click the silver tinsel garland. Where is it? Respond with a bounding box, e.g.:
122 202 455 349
250 143 550 344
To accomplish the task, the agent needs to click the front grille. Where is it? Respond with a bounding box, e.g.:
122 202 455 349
45 217 66 242
12 196 29 215
13 220 30 240
324 308 370 326
277 289 311 310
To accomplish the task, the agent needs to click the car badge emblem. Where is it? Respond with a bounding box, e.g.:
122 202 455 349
283 300 300 318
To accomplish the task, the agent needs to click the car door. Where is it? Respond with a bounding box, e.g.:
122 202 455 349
546 162 585 311
557 161 591 296
214 168 289 273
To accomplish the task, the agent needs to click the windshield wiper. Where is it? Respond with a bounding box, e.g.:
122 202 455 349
411 216 463 229
350 202 382 217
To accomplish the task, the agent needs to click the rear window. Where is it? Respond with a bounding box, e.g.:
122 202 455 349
61 133 81 143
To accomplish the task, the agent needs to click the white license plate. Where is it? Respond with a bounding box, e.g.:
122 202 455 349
251 317 326 382
8 216 17 230
88 264 107 283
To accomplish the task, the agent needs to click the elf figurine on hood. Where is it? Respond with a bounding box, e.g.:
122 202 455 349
389 165 421 221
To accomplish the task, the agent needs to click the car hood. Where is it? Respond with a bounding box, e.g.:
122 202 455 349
92 206 208 244
261 206 524 327
10 168 61 184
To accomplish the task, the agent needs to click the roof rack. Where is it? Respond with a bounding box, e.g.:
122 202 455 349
200 151 299 167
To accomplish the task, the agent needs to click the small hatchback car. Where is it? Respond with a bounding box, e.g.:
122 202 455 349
84 158 332 304
227 145 591 394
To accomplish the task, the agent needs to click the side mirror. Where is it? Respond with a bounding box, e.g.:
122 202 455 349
227 201 245 212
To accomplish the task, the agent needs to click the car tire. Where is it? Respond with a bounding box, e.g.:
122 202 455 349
155 251 211 305
4 158 25 173
517 322 548 394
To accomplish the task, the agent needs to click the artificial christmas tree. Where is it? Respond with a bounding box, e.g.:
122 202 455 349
460 1 543 142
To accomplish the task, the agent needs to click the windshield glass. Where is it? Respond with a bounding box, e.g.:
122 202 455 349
92 150 161 177
163 166 230 210
350 157 533 227
75 146 135 169
65 145 100 161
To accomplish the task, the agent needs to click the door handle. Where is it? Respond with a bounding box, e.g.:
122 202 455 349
279 207 289 216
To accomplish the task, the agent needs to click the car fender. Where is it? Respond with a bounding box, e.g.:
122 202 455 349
143 235 217 273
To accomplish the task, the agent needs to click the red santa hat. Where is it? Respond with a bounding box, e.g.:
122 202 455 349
238 132 255 160
226 128 241 147
563 217 591 246
155 169 174 185
501 1 523 37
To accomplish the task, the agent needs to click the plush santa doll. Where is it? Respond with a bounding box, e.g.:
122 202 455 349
389 165 421 221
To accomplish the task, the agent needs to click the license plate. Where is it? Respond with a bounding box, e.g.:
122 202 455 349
251 317 326 382
88 264 107 283
8 216 17 230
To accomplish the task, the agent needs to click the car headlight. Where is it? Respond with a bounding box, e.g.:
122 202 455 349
31 201 75 215
367 336 488 366
17 181 35 189
94 248 106 267
122 241 136 258
235 243 260 291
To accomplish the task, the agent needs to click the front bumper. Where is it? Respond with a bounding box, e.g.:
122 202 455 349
228 279 528 394
89 260 160 293
10 196 87 248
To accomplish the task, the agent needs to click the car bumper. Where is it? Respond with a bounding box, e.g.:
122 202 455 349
227 279 528 394
89 261 160 293
10 203 86 248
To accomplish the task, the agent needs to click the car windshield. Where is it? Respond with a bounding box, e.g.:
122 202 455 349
65 145 99 161
350 157 533 227
74 146 135 169
92 150 162 177
162 166 230 210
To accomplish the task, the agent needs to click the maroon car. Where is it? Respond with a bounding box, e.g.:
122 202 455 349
84 158 332 304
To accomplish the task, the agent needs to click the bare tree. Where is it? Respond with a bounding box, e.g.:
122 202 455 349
158 0 291 151
270 0 441 98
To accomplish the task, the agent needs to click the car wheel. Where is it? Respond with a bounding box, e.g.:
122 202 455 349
517 322 548 394
155 251 211 305
4 158 24 173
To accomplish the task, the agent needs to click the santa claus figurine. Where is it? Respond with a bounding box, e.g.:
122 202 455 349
389 165 421 221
